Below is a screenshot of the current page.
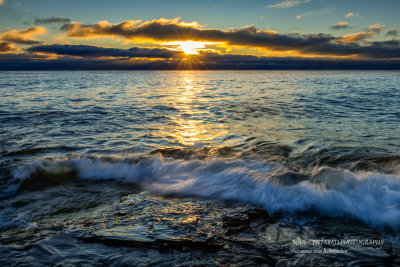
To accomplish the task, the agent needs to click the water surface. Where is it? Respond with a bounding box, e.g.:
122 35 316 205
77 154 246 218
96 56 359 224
1 71 400 266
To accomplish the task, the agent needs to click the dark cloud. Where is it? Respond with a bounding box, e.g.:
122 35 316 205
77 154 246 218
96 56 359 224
0 41 17 53
386 29 399 37
27 44 180 58
331 21 354 30
0 53 172 70
305 40 400 59
59 19 400 59
34 17 71 25
2 37 40 45
1 50 400 70
200 53 400 70
60 19 334 52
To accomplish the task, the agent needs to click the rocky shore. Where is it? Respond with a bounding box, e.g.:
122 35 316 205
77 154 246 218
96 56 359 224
1 181 399 266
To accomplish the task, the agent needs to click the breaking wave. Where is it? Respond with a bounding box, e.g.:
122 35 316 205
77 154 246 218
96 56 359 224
5 154 400 232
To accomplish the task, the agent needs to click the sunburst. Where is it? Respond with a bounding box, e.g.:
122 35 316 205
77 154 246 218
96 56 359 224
164 41 210 55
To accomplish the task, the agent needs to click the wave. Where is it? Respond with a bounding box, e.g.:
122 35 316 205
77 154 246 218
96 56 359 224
5 154 400 232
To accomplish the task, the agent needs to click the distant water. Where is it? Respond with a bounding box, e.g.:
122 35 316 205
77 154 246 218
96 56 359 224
0 71 400 266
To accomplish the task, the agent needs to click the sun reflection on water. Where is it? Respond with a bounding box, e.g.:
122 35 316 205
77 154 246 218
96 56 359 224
170 74 205 146
155 72 228 147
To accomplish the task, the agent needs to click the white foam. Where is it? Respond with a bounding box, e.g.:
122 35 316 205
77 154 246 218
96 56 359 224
8 155 400 231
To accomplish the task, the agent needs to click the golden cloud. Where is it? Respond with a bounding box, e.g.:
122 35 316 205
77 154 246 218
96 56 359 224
0 41 17 53
339 32 374 44
57 18 400 59
0 26 46 44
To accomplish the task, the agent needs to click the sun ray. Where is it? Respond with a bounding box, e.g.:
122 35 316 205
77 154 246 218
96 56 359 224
163 41 213 55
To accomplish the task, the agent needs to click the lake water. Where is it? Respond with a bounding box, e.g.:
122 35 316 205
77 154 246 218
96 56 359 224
1 71 400 265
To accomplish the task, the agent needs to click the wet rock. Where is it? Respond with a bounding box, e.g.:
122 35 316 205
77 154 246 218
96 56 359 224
78 230 224 252
1 181 399 267
222 213 250 228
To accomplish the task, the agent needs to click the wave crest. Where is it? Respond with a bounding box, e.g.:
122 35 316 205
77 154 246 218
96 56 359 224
5 155 400 231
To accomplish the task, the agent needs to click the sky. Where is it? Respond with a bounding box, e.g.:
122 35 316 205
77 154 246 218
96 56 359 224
0 0 399 70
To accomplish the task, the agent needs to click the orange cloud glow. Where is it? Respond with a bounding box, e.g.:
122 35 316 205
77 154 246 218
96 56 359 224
0 26 46 45
339 32 374 44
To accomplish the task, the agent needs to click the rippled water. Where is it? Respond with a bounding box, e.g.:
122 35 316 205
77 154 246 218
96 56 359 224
2 71 399 159
1 71 400 265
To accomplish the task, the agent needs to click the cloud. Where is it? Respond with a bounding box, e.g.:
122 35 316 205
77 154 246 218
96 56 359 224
331 21 354 30
267 0 300 8
267 0 311 8
296 11 312 20
386 28 399 37
59 18 400 59
34 17 71 25
60 18 203 40
0 41 17 53
0 26 46 44
367 24 385 33
27 44 180 58
1 51 400 70
60 19 335 53
199 53 400 70
0 0 4 6
345 12 354 18
345 12 360 18
339 32 374 44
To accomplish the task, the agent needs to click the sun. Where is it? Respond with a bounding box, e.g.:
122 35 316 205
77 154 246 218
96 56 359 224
177 41 205 55
164 41 208 55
